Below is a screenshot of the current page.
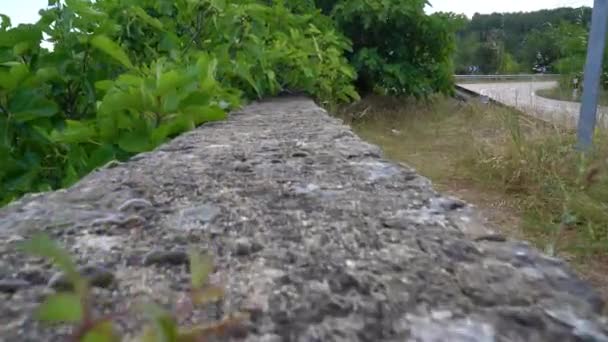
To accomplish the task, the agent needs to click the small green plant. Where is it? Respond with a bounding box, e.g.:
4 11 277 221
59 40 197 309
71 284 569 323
19 233 249 341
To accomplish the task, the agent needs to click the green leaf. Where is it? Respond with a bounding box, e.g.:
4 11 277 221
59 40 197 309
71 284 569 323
189 249 213 289
0 64 29 90
0 24 41 47
19 234 80 284
116 74 142 87
156 70 186 96
99 90 143 117
90 35 134 69
183 105 226 125
191 286 225 305
11 99 59 123
130 6 164 30
161 91 180 113
65 0 106 19
82 321 119 342
150 115 192 144
180 91 211 107
94 80 114 92
209 0 227 11
35 67 60 82
62 162 80 188
51 120 97 144
0 14 11 30
36 293 83 323
0 61 22 67
87 144 116 171
139 303 179 342
13 41 31 55
118 130 153 153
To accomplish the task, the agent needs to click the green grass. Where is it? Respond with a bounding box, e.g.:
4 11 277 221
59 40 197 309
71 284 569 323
336 94 608 265
537 85 608 107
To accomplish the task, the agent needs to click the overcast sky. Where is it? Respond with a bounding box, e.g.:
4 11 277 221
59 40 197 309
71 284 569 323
0 0 597 25
426 0 594 17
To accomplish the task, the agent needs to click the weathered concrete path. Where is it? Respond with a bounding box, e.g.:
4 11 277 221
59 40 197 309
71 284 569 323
458 81 608 129
1 97 607 341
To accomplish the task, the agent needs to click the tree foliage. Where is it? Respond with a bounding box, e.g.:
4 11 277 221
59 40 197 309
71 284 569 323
325 0 458 97
454 6 592 74
0 0 358 205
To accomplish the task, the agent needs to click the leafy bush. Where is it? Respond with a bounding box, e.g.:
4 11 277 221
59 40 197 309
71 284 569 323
324 0 458 98
0 0 358 205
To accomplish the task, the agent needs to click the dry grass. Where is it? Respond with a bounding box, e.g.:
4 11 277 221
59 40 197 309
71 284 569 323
335 94 608 294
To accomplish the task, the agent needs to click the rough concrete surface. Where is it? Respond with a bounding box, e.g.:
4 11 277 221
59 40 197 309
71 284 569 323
0 97 607 341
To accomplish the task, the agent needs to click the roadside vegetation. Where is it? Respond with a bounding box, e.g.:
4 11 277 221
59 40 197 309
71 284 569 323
0 0 457 206
337 95 608 292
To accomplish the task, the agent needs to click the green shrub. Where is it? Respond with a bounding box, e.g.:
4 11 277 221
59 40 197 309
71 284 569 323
0 0 358 205
327 0 457 98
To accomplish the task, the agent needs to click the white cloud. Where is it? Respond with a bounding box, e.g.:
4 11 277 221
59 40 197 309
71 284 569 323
1 0 48 25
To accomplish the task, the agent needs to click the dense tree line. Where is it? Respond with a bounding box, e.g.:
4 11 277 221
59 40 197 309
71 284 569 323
454 6 592 75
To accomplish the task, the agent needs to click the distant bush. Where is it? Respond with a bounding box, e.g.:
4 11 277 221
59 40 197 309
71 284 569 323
328 0 457 98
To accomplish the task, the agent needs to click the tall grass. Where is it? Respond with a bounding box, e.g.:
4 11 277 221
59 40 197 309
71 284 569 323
338 95 608 260
469 108 608 258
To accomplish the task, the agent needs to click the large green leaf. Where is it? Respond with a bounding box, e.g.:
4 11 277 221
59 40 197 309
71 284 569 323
0 14 11 30
82 321 119 342
0 24 41 47
50 120 97 144
161 90 180 113
183 105 226 125
150 115 193 144
36 293 83 323
35 67 60 82
180 91 212 107
87 144 116 171
90 35 134 69
98 90 143 117
0 64 29 90
8 90 59 123
80 320 121 342
130 6 164 30
65 0 106 19
118 130 154 153
156 69 188 96
62 161 80 188
189 249 213 289
139 303 179 342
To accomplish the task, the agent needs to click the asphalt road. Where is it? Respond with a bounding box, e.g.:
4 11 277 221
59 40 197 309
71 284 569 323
457 81 608 129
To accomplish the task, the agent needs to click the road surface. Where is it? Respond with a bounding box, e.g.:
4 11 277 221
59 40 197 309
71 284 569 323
457 81 608 129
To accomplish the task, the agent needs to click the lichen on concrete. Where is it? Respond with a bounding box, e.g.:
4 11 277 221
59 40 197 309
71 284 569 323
0 97 607 341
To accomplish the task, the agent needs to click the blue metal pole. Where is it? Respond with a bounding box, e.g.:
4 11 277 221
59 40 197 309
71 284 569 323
577 0 608 151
